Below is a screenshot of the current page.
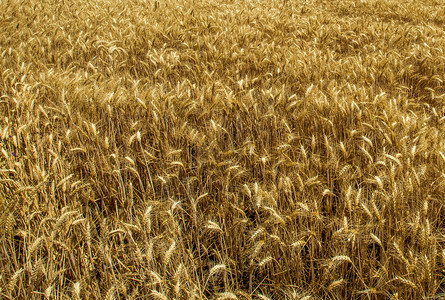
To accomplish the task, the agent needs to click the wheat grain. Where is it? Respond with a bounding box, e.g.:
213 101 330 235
163 239 176 265
208 264 227 279
45 285 53 299
355 188 362 207
392 277 417 290
151 290 169 300
252 240 265 259
4 213 16 235
258 256 274 267
31 258 46 288
73 281 82 300
29 236 43 255
327 279 345 291
7 268 23 296
206 220 223 233
105 285 116 300
216 292 238 300
256 293 272 300
370 233 382 248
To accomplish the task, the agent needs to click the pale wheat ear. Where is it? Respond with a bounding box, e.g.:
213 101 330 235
206 264 227 285
163 239 176 265
327 279 346 292
151 290 169 300
256 293 273 300
216 291 238 300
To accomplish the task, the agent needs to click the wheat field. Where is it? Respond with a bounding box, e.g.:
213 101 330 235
1 0 445 298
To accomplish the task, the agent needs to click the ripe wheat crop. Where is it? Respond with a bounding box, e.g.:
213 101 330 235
1 0 444 298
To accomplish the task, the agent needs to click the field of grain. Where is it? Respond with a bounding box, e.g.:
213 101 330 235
1 0 445 298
